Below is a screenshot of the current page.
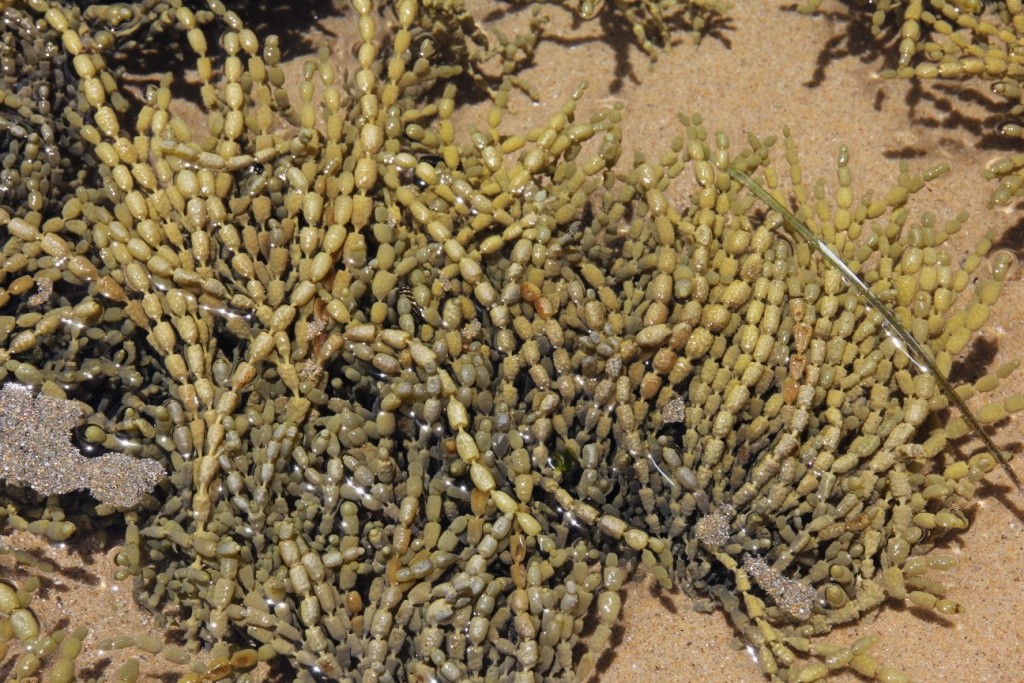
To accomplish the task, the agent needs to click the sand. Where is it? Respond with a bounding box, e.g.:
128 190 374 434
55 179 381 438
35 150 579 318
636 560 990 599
2 0 1023 681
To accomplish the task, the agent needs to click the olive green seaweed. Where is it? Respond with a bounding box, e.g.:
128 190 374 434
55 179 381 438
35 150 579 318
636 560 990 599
3 0 1024 682
729 166 1022 494
798 1 1024 206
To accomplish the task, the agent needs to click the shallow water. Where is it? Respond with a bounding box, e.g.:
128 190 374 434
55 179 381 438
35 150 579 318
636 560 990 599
3 1 1024 682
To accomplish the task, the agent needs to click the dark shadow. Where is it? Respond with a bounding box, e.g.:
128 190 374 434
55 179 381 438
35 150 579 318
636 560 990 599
906 604 956 627
931 81 1011 118
48 612 74 635
796 1 1024 140
78 656 114 681
977 474 1024 524
589 582 631 678
485 2 733 96
600 9 734 95
881 146 930 160
875 87 887 111
989 214 1024 256
264 657 299 682
931 528 971 554
107 0 342 72
237 0 345 52
947 335 999 385
788 2 891 89
647 575 681 614
482 3 646 96
592 621 627 677
901 81 1013 146
46 553 104 587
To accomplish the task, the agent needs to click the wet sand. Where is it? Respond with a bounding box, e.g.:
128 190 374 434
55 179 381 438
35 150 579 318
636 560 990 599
3 1 1024 681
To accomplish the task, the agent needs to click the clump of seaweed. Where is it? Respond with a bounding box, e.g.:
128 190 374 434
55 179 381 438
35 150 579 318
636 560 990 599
0 0 1021 682
732 165 1021 492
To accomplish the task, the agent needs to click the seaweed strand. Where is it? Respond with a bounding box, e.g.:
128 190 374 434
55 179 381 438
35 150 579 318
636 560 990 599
728 165 1023 495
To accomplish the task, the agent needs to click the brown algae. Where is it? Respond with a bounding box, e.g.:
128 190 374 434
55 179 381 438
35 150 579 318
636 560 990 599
0 1 1021 682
